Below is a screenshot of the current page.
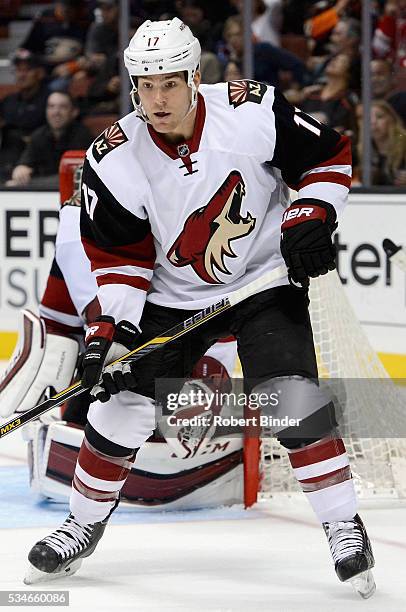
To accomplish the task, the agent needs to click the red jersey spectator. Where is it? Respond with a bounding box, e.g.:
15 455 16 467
372 0 406 69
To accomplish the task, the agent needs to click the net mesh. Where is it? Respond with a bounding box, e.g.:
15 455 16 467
259 271 406 500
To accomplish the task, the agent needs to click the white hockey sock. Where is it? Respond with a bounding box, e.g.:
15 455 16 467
288 436 358 523
69 437 136 524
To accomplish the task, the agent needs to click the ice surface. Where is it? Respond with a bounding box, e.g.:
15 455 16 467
1 360 405 611
0 485 405 611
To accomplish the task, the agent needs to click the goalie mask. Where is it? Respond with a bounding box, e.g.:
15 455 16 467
123 17 201 123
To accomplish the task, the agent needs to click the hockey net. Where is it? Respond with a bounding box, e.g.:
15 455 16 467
244 270 406 506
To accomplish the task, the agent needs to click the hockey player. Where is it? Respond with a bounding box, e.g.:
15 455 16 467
25 18 375 597
0 150 240 505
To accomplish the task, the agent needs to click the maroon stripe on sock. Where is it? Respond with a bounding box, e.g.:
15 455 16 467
78 441 132 482
299 466 352 492
289 437 346 469
73 474 118 502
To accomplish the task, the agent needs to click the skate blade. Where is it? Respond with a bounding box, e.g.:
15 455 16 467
23 559 82 585
349 569 376 599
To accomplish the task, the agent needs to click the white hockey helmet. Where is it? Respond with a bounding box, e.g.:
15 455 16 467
123 17 201 122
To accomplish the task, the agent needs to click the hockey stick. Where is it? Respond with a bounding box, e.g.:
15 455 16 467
383 239 406 273
0 264 287 440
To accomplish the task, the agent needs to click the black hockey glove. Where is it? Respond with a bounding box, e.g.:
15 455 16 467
82 316 140 403
280 198 338 287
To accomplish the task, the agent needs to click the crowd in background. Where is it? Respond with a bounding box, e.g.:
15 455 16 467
0 0 405 188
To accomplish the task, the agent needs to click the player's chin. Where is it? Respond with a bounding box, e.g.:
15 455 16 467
151 114 174 132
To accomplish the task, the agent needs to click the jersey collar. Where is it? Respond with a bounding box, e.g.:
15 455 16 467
147 93 206 160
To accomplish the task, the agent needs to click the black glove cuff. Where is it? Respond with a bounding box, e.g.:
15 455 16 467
114 320 141 350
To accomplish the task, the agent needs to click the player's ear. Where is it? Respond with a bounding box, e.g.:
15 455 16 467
193 69 201 89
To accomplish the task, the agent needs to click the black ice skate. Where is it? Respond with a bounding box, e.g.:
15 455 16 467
323 513 375 599
24 505 116 584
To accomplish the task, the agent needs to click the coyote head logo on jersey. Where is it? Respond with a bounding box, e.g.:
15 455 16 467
167 171 256 284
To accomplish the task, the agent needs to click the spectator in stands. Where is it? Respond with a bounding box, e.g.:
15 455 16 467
223 60 243 81
175 0 222 83
19 0 89 89
200 52 222 84
0 50 49 182
185 2 235 51
72 0 120 113
253 0 283 46
358 101 406 186
177 0 214 51
230 0 283 47
281 0 311 35
371 58 406 126
372 0 406 70
297 53 359 135
306 15 361 84
85 0 119 59
221 15 305 87
304 0 353 50
5 91 92 188
328 16 361 58
84 57 121 114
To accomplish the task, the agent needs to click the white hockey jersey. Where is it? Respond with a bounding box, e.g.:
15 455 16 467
80 81 351 327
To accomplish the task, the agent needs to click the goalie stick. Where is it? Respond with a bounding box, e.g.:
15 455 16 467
383 239 406 273
0 264 287 440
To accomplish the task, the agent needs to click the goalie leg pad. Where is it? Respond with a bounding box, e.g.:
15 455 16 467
0 311 45 416
0 310 79 417
22 420 49 500
25 420 83 503
28 419 245 510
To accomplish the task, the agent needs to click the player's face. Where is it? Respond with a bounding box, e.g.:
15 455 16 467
138 73 193 134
